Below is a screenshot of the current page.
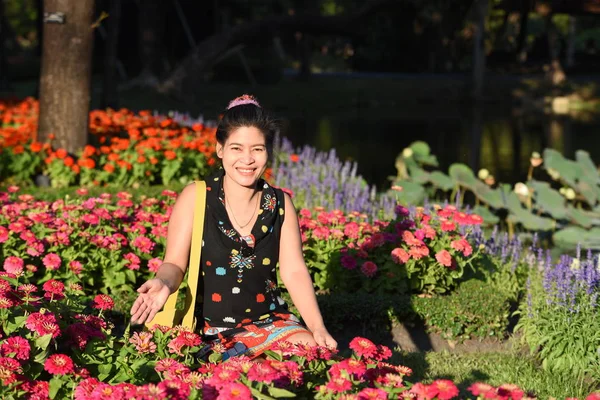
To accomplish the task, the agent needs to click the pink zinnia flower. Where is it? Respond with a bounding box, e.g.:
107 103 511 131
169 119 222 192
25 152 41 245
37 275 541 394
132 236 155 254
3 256 24 275
360 261 377 278
325 376 352 393
148 258 162 273
312 226 331 240
410 382 438 399
129 331 157 354
344 222 360 239
42 253 61 270
0 226 9 243
349 337 378 359
92 294 114 310
247 363 279 383
69 260 83 274
358 388 387 400
435 250 453 267
402 231 423 247
1 336 31 360
451 238 473 257
468 382 494 396
44 354 74 375
440 220 456 232
217 382 252 399
431 379 459 400
391 247 410 264
124 252 141 270
409 245 429 260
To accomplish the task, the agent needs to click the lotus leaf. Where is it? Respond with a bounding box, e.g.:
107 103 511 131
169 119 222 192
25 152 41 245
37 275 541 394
567 207 593 229
553 227 600 250
543 149 579 187
409 141 439 166
529 180 568 219
507 208 555 231
449 163 478 188
429 171 455 191
388 180 426 206
472 182 504 209
407 165 431 185
471 205 500 226
574 150 600 205
498 184 519 210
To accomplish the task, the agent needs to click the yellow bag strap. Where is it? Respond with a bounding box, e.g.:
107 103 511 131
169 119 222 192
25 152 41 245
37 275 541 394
161 181 205 330
180 180 206 329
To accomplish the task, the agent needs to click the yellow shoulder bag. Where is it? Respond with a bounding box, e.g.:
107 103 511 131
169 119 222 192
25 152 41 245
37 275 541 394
145 180 206 331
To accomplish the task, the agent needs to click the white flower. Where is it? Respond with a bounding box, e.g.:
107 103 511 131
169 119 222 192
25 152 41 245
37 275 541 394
514 182 529 196
565 188 576 200
402 148 413 158
478 168 490 180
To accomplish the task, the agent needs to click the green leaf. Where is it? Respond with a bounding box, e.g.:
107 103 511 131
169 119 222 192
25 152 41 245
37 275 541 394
98 364 113 376
267 387 297 398
388 180 425 205
250 387 276 400
507 209 554 231
407 165 430 184
529 180 568 219
429 171 454 191
448 163 477 188
543 148 579 187
35 334 53 352
553 226 600 250
49 377 64 399
471 206 499 226
568 206 593 229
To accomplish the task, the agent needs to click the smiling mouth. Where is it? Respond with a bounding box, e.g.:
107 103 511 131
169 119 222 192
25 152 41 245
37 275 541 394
237 168 256 174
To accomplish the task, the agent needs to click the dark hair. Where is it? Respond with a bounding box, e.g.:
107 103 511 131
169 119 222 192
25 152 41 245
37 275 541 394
215 96 279 156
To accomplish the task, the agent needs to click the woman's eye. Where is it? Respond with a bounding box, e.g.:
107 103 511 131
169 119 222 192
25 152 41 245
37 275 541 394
253 148 265 152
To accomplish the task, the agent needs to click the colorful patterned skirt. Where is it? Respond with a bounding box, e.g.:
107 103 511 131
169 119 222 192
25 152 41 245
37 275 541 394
198 313 308 360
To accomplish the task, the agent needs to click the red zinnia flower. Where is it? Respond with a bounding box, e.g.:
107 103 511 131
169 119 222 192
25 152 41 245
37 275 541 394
1 336 31 360
360 261 378 278
358 388 387 400
349 337 378 359
217 382 252 399
44 354 74 375
92 294 114 310
42 279 65 295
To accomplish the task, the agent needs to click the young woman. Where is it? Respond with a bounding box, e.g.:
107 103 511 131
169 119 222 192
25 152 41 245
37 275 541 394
130 95 337 358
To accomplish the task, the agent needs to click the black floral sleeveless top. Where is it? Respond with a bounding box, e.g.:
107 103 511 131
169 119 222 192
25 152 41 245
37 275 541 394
195 169 290 331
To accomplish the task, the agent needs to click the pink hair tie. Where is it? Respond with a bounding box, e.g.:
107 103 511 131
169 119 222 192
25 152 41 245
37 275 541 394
227 94 261 109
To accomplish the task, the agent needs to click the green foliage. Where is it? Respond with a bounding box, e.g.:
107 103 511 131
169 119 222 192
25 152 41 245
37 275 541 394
411 279 512 342
391 142 600 249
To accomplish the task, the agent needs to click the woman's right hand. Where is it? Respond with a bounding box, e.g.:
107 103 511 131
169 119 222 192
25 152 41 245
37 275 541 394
130 278 172 325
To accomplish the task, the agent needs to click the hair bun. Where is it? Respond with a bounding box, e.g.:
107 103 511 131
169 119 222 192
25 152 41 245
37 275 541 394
227 94 261 110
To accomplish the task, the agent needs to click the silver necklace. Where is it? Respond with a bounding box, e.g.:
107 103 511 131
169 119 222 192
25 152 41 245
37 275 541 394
227 192 260 229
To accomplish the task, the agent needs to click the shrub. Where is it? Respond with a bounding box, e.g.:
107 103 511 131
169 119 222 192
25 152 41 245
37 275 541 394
411 279 512 341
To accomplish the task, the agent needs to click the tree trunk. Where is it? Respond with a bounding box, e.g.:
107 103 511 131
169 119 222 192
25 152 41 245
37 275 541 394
38 0 95 152
472 0 489 100
101 0 121 109
0 0 9 90
158 0 397 96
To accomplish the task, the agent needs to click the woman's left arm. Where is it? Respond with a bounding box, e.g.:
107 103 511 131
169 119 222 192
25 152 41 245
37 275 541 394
279 193 337 349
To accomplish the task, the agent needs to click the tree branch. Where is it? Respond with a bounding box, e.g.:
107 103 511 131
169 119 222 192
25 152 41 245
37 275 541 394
157 0 398 95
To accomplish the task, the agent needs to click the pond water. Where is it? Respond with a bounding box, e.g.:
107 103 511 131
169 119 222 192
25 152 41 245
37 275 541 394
280 105 600 191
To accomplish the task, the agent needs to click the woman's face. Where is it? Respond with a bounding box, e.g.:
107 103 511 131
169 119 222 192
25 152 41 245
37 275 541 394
216 126 268 188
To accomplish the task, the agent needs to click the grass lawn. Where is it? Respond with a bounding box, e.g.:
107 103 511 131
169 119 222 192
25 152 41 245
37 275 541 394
394 348 596 398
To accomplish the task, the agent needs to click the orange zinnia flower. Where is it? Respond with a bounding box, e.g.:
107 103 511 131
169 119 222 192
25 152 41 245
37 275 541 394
164 150 177 160
55 148 67 159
